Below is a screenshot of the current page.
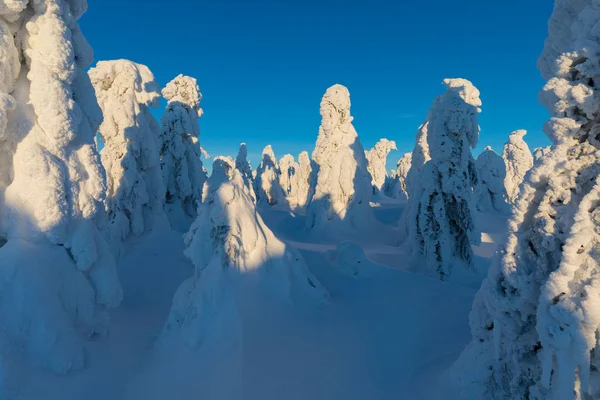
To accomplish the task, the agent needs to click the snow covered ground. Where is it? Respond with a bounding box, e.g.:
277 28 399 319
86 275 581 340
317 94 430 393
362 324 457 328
7 200 507 400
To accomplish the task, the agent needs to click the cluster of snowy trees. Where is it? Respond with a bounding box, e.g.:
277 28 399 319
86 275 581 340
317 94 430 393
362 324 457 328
3 1 594 399
452 0 600 399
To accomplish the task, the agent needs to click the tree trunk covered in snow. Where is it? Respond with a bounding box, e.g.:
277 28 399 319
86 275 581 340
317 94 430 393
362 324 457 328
159 74 206 232
89 60 167 254
0 0 122 375
453 1 600 398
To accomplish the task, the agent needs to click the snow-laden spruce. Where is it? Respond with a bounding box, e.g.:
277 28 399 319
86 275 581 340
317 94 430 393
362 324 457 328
386 152 412 200
296 151 316 208
405 79 481 279
365 138 397 196
306 84 374 232
235 142 254 196
475 146 510 214
502 129 533 203
0 0 122 375
162 156 327 346
254 145 285 206
453 1 600 398
89 60 167 254
159 74 206 232
279 154 300 208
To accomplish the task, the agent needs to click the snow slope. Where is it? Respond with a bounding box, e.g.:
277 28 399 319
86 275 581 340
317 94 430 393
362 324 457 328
6 200 505 400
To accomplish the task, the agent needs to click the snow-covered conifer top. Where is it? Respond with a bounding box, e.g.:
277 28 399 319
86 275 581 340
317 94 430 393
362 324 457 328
162 74 203 118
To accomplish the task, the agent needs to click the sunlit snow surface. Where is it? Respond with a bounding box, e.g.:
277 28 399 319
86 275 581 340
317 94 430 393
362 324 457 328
9 201 507 400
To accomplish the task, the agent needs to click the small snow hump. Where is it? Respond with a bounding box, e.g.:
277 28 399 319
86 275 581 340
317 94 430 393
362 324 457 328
326 241 370 278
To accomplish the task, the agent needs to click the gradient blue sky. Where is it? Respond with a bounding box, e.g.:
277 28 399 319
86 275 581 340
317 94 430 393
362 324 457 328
81 0 554 171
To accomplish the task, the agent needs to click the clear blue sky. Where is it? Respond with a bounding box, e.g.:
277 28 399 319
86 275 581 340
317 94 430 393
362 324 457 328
81 0 554 171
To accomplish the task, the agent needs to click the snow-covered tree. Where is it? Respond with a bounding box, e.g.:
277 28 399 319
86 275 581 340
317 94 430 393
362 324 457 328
159 74 206 232
306 84 374 232
162 157 327 346
365 138 397 196
475 146 511 214
453 1 600 398
0 0 122 374
279 154 300 208
235 142 254 191
502 129 534 203
89 60 167 253
296 151 316 208
405 79 481 279
254 145 285 206
385 152 412 200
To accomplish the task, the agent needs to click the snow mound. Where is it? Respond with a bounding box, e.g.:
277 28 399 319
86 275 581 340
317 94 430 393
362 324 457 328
325 241 382 278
